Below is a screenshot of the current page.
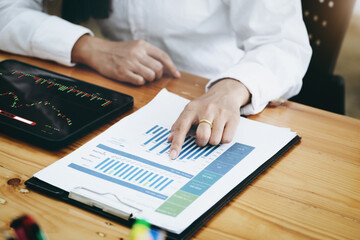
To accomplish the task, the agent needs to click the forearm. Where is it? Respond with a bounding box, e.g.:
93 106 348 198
0 0 92 66
212 0 312 115
0 0 44 56
71 34 96 66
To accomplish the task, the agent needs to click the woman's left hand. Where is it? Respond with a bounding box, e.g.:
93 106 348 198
168 79 250 159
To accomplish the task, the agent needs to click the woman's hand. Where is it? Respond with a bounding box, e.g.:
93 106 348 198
71 35 181 85
168 79 250 159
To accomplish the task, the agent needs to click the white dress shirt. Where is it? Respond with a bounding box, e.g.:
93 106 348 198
0 0 312 115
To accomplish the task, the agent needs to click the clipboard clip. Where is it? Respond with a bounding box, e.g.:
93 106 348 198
68 187 142 220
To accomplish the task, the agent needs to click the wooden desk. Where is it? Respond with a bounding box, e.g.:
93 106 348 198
0 52 359 240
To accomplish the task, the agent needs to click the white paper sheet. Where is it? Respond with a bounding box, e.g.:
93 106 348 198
34 89 297 234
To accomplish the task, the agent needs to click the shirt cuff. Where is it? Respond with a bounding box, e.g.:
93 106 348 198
31 15 93 66
206 62 274 116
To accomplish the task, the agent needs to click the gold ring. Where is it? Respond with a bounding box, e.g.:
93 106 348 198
199 119 213 128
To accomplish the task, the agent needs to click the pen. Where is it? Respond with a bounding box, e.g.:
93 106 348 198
22 216 37 240
30 224 46 240
10 217 28 240
10 215 47 240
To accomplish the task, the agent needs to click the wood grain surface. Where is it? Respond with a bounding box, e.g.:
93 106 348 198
0 52 359 240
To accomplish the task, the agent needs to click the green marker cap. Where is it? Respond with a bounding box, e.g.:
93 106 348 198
134 218 151 228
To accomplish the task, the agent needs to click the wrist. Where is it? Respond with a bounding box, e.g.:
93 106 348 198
210 78 251 107
71 34 94 65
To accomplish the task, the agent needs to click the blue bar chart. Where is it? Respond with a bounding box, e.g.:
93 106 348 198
143 125 220 161
67 124 234 202
67 128 256 212
91 157 175 192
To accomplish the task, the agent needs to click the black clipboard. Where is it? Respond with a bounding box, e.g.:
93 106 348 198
25 135 301 239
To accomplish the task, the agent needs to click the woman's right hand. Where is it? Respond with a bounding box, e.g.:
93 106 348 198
71 34 181 85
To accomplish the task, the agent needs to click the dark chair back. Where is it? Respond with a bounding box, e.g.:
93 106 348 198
291 0 356 114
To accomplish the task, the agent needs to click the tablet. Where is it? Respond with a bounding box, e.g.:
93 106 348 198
0 59 133 149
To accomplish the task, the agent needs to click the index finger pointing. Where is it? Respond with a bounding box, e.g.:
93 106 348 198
147 45 181 78
169 117 193 160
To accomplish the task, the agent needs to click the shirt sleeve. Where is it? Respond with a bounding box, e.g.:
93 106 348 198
206 0 312 115
0 0 93 66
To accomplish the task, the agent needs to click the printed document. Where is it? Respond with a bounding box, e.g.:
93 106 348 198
34 89 297 234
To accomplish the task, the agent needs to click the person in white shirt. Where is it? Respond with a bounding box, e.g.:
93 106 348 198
0 0 312 159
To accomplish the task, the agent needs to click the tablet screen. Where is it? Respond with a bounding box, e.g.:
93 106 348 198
0 60 133 148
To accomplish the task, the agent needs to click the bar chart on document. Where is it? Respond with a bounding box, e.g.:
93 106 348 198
143 125 221 161
67 123 254 217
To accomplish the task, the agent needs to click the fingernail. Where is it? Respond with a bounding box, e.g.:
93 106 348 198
175 70 181 78
169 149 177 159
